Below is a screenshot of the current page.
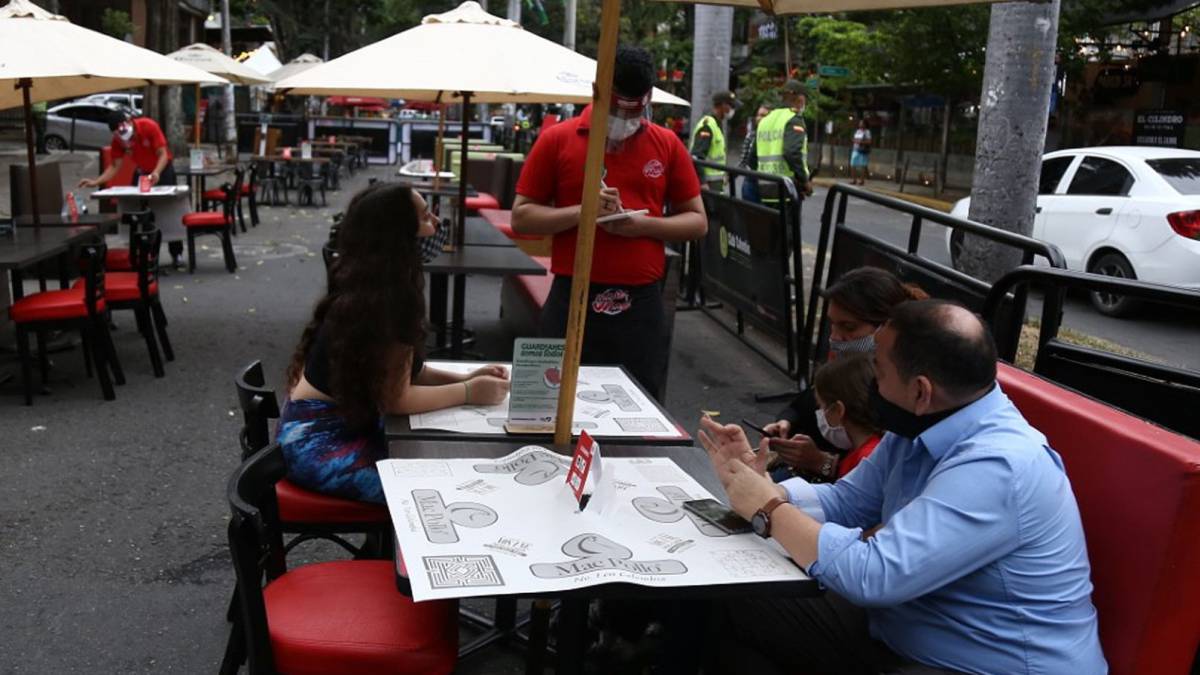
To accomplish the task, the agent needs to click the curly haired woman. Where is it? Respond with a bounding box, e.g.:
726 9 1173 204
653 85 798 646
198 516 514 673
278 183 510 504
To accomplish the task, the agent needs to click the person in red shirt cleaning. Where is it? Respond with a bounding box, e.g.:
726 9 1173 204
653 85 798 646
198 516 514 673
80 109 183 264
511 45 707 399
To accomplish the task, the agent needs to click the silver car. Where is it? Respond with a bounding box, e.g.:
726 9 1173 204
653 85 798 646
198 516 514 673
44 102 125 150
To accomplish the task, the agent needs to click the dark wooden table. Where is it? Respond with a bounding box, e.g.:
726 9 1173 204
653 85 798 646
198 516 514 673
425 244 547 358
13 214 119 234
174 163 236 209
386 439 819 675
463 216 515 248
0 225 101 282
385 362 691 445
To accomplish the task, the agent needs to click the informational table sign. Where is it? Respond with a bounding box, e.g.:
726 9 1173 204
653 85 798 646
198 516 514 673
1134 109 1185 148
189 149 205 171
408 360 680 438
505 338 565 433
378 446 809 602
300 141 313 160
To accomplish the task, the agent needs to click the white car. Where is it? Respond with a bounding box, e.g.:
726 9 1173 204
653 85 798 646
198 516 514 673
81 92 143 114
949 146 1200 316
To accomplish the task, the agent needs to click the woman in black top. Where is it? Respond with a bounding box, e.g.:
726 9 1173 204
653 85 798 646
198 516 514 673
277 183 509 504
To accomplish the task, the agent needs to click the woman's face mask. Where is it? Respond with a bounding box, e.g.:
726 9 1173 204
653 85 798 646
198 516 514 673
829 332 875 356
815 405 853 450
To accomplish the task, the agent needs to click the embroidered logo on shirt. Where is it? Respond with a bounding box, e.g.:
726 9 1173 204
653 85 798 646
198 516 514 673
591 288 632 316
642 159 665 179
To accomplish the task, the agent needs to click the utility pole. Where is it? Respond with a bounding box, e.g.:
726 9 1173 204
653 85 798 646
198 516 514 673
162 1 185 156
221 0 237 151
960 0 1061 282
563 0 577 51
690 6 734 133
322 0 331 60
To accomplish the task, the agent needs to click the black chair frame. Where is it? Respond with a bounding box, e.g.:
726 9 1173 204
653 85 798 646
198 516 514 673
187 168 241 274
111 226 174 376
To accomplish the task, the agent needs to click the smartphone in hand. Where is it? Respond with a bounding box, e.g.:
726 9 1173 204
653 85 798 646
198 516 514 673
682 498 753 535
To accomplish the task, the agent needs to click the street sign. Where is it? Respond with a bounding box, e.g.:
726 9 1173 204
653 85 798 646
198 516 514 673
805 77 821 92
818 65 850 78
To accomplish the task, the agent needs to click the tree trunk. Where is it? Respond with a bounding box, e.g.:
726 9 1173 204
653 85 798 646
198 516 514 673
961 0 1061 283
143 0 162 122
161 1 186 156
937 100 951 196
221 0 237 148
563 0 577 50
689 5 733 134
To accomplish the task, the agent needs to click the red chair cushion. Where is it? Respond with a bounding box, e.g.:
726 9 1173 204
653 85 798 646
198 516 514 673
515 256 553 308
264 560 457 675
182 211 230 227
9 288 103 323
73 273 155 303
106 248 132 271
997 363 1200 675
465 193 500 211
276 479 390 525
201 188 226 201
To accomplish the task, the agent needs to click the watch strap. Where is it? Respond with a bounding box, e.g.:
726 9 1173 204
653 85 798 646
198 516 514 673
756 496 788 538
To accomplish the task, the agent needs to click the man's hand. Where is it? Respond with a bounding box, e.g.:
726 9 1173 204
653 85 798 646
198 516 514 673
718 451 784 519
597 187 622 217
763 419 791 439
466 364 508 381
772 434 836 479
803 182 814 196
147 171 161 187
78 178 100 188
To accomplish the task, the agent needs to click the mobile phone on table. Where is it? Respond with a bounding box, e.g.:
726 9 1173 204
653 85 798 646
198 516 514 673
682 499 753 535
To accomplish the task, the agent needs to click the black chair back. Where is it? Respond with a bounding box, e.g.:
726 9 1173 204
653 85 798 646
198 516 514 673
78 243 107 317
235 361 281 458
219 169 245 225
227 444 290 673
129 226 162 299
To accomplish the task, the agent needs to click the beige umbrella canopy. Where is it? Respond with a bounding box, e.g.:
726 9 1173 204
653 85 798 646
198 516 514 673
0 0 226 226
166 43 271 85
266 53 324 90
273 1 686 106
655 0 993 10
0 0 227 111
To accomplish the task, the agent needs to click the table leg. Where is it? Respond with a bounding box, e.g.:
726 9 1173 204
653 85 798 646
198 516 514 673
11 269 24 300
430 273 448 350
555 597 588 675
451 273 466 359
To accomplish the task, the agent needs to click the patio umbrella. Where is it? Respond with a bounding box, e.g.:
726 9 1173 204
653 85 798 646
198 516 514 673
266 53 323 89
166 42 271 146
0 0 226 226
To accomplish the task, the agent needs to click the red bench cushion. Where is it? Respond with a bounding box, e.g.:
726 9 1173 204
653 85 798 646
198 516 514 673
479 208 542 242
515 256 553 308
275 478 390 525
465 193 500 211
182 211 229 227
9 288 103 323
73 273 156 302
264 560 457 675
997 363 1200 675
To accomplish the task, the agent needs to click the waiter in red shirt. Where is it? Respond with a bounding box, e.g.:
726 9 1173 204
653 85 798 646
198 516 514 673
80 109 182 263
512 45 707 398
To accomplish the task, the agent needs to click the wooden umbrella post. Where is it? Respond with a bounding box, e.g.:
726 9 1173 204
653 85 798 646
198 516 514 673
553 0 621 445
18 78 41 230
456 91 472 249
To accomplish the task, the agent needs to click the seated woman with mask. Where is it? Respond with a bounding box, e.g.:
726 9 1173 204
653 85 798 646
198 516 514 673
278 183 510 504
765 267 925 481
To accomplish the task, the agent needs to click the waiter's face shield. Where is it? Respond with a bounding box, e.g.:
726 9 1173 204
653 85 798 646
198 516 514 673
115 120 134 143
606 91 650 151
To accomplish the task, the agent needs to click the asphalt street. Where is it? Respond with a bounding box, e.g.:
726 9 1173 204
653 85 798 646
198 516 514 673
797 184 1200 370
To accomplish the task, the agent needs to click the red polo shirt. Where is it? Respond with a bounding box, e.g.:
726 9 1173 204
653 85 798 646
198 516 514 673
516 106 701 286
111 117 171 176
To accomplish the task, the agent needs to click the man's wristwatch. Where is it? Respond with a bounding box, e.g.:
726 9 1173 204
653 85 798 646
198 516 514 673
750 496 788 539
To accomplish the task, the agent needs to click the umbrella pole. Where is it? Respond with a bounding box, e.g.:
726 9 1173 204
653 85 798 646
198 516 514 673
194 84 201 147
433 93 446 193
18 78 41 230
456 92 471 249
553 0 620 445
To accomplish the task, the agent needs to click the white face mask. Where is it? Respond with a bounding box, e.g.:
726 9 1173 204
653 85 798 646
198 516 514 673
116 123 134 143
606 115 642 142
815 407 853 451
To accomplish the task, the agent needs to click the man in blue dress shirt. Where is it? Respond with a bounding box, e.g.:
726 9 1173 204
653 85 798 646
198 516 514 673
698 299 1106 675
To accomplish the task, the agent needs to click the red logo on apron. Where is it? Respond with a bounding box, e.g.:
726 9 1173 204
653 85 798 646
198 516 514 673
643 159 664 178
591 289 632 316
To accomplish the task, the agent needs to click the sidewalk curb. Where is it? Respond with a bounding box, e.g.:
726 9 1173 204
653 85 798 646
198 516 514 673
812 177 956 213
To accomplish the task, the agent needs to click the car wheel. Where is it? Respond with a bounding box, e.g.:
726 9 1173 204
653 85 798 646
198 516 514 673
44 134 68 151
1088 251 1142 317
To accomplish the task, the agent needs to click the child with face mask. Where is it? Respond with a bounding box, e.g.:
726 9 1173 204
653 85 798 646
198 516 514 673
770 353 882 482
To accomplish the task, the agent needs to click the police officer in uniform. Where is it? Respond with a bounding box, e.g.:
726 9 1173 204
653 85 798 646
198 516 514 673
689 90 737 191
745 80 812 204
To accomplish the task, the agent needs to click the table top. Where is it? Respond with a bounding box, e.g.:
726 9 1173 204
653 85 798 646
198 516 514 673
424 243 547 276
385 440 820 601
251 155 330 164
386 361 690 444
462 217 515 248
91 186 189 198
0 225 100 270
12 213 119 233
174 163 235 177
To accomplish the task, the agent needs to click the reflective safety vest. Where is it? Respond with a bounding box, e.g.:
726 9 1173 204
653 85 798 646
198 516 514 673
755 108 806 180
689 114 726 181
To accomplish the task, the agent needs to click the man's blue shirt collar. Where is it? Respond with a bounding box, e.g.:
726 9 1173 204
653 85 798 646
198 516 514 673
915 383 1003 460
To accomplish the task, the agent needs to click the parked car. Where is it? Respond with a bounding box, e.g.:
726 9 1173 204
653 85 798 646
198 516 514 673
948 146 1200 316
44 102 128 151
81 92 143 114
